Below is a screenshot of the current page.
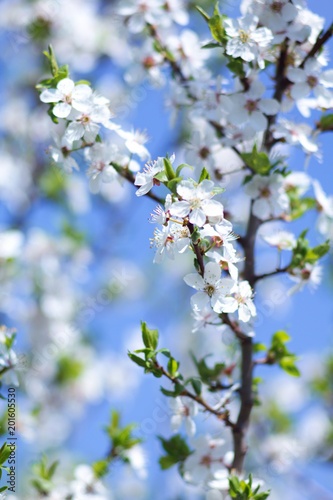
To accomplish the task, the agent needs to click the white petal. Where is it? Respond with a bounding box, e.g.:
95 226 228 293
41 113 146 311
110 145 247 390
72 84 92 101
65 122 84 142
204 261 222 285
252 198 271 220
189 208 206 227
40 88 62 103
170 415 182 432
184 273 205 290
202 199 224 218
212 295 237 314
185 417 196 437
191 291 209 310
53 102 72 118
286 67 305 83
249 111 267 131
259 99 279 115
57 78 75 94
320 70 333 87
291 82 311 100
170 201 191 218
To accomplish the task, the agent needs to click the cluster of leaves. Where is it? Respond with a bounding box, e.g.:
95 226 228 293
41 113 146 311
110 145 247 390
229 475 270 500
289 230 330 270
255 331 300 377
158 434 192 470
93 410 142 478
128 322 204 398
0 443 13 493
31 456 59 496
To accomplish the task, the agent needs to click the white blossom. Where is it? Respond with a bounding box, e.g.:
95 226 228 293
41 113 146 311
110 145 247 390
184 261 237 313
169 397 198 436
245 173 290 220
40 78 92 118
224 15 273 69
171 179 224 227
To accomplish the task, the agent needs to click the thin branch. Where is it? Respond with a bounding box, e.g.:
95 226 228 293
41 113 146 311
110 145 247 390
300 21 333 68
153 361 235 427
254 265 289 284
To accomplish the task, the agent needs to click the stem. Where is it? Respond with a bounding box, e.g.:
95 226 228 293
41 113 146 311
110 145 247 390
154 361 234 426
232 336 253 473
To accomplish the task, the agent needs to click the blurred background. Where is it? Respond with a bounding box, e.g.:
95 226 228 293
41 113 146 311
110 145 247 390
0 0 333 498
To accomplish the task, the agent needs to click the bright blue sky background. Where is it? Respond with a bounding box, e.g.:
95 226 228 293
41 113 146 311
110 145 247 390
1 0 333 497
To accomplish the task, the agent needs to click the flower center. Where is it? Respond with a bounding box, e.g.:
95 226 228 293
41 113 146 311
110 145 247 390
271 1 283 13
301 269 311 280
205 284 215 297
199 146 210 159
200 454 212 468
245 99 258 113
190 198 202 209
80 115 91 125
143 56 156 69
307 75 318 88
260 186 271 198
239 29 250 43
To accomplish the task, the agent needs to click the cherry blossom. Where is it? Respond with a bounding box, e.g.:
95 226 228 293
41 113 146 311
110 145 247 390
169 397 198 436
262 230 297 250
224 15 273 68
287 58 333 104
40 78 92 118
170 179 224 227
134 156 167 196
184 261 237 313
245 173 290 220
288 263 323 294
85 143 119 194
183 435 228 485
217 280 256 323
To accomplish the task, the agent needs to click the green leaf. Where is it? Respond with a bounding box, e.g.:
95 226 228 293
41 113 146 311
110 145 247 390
167 357 179 377
159 455 179 469
164 157 176 181
159 434 192 462
167 177 183 194
92 460 109 478
272 330 290 344
160 382 184 397
141 322 159 350
208 3 226 44
227 58 245 78
175 163 193 176
190 377 202 395
241 144 271 175
279 356 300 377
195 5 210 22
198 166 211 183
318 113 333 132
0 443 11 464
128 352 149 368
202 41 222 49
43 45 59 77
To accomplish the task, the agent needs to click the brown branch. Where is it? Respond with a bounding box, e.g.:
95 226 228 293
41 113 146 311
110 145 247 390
300 21 333 69
187 222 205 276
154 361 235 427
254 265 289 284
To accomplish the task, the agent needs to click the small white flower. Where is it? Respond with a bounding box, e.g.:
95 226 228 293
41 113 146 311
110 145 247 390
221 80 279 132
245 173 290 220
169 397 198 436
151 223 190 263
134 156 167 196
287 58 333 105
85 143 119 194
184 261 237 313
40 78 92 118
272 119 318 154
262 231 296 250
171 179 224 227
192 306 221 333
183 435 227 485
49 135 79 173
149 194 172 224
70 464 108 498
288 263 323 295
118 0 163 33
116 129 150 160
217 280 256 323
313 180 333 241
224 15 273 68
